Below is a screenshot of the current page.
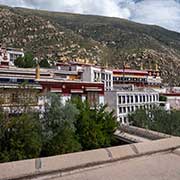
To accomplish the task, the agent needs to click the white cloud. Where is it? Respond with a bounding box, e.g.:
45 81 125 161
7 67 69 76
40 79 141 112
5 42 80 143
0 0 130 18
130 0 180 32
0 0 180 32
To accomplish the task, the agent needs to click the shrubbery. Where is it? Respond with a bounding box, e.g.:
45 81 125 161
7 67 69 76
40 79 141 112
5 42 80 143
14 53 36 68
129 107 180 136
14 53 51 68
0 93 117 163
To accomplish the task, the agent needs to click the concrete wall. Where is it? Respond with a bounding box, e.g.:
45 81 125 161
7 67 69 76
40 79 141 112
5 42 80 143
104 91 117 115
0 137 180 180
120 125 172 140
166 96 180 110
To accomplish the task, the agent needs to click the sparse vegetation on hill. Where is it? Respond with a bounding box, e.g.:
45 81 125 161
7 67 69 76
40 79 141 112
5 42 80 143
0 5 180 84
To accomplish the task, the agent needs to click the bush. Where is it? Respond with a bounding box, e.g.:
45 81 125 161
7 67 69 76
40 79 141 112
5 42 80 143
0 93 118 162
129 107 180 136
40 93 81 156
14 53 36 68
159 95 167 102
39 59 51 68
0 112 42 163
72 98 117 150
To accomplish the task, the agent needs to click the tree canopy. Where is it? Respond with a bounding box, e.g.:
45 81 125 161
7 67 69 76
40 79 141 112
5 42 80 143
72 98 117 150
0 112 42 163
0 93 118 163
14 53 36 68
40 93 81 156
39 59 51 68
129 107 180 136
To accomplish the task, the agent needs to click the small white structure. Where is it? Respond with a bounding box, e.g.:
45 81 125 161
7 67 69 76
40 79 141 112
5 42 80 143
82 66 113 91
0 46 24 67
147 75 162 88
6 47 24 66
105 85 159 124
163 94 180 110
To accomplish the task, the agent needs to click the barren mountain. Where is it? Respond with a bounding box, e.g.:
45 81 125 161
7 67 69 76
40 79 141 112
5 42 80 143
0 5 180 85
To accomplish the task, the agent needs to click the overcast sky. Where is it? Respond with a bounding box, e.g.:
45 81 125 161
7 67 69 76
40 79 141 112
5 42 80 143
0 0 180 32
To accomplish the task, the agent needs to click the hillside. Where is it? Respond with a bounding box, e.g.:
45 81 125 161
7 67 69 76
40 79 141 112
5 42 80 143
0 5 180 85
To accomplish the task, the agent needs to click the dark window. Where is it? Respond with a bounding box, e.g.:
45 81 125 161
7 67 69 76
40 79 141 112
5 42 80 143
102 73 105 80
119 96 122 104
147 95 149 102
143 95 146 102
124 117 127 124
119 107 123 113
153 95 155 101
131 96 134 103
127 96 130 103
132 106 134 112
122 96 126 103
123 107 126 113
135 95 138 103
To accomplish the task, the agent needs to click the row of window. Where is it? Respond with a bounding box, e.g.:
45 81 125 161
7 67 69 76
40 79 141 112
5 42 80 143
103 81 112 88
148 82 161 86
119 117 128 124
102 73 112 81
118 94 158 104
9 53 22 62
94 72 112 81
119 104 157 114
113 77 147 83
0 91 38 105
0 78 35 84
119 106 135 114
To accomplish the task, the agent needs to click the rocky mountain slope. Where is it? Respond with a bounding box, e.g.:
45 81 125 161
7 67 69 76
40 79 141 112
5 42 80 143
0 5 180 85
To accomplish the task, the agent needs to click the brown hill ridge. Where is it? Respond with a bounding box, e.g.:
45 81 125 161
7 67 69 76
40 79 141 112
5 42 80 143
0 5 180 85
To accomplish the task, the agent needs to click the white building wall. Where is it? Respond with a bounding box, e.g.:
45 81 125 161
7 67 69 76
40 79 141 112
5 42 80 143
82 95 86 102
7 49 24 66
82 66 113 91
166 96 180 110
99 95 105 105
105 90 159 125
61 95 71 105
82 66 94 82
102 69 113 91
105 91 118 117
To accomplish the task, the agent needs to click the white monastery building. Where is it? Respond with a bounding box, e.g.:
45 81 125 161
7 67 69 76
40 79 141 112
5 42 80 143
105 85 159 124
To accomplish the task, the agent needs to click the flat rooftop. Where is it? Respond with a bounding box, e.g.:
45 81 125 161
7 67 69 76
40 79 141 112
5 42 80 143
1 137 180 180
57 152 180 180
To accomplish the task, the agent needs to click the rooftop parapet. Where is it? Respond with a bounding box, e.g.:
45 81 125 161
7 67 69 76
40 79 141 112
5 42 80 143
0 136 180 180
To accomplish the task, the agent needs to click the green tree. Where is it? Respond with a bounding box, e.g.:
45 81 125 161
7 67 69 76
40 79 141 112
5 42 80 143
159 95 167 102
14 53 36 68
128 108 150 128
0 112 42 163
39 59 51 68
41 93 81 156
72 99 117 150
129 107 180 136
